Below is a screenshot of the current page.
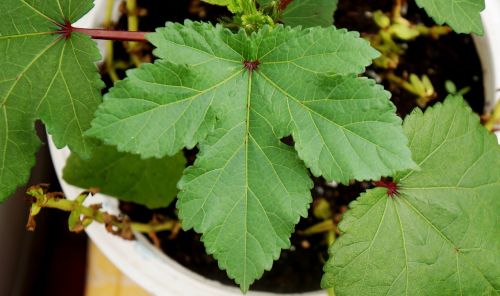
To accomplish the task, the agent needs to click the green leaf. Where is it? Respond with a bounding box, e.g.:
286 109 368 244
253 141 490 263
280 0 338 28
63 145 186 209
322 96 500 295
88 21 415 290
257 0 338 27
0 0 103 201
202 0 243 13
415 0 485 34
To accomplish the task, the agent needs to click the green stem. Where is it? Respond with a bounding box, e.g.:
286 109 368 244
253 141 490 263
103 0 115 28
26 185 175 238
241 0 258 15
104 0 119 82
126 0 142 67
485 100 500 131
386 72 419 96
393 0 403 19
106 39 120 83
298 219 336 236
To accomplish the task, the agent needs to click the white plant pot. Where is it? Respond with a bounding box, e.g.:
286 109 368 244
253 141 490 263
48 0 500 295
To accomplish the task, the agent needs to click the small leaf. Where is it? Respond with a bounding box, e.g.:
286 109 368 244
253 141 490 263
0 0 104 201
63 145 186 209
88 22 415 291
391 23 420 40
202 0 243 13
280 0 338 28
415 0 485 34
445 80 458 94
322 96 500 295
373 10 391 29
257 0 338 27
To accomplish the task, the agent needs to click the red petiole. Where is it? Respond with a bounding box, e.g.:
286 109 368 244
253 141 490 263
72 27 149 41
56 20 150 42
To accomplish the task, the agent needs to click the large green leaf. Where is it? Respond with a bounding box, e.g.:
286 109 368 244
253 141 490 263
88 21 415 290
415 0 485 34
0 0 103 201
63 145 186 209
322 96 500 295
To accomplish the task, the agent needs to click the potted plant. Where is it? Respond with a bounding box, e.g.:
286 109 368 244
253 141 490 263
1 0 499 295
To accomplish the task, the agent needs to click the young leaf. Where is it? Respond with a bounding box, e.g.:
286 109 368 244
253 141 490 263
415 0 485 34
280 0 338 28
258 0 338 28
88 21 415 290
0 0 103 201
202 0 243 13
63 146 186 209
322 96 500 295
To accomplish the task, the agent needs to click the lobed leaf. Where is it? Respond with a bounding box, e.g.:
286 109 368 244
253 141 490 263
63 146 186 209
0 0 104 201
322 96 500 295
88 21 415 290
415 0 485 34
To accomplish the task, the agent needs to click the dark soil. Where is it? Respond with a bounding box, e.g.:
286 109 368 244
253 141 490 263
335 0 484 115
113 0 485 293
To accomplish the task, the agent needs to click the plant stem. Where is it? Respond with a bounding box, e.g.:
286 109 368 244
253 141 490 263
103 0 115 28
105 37 120 82
127 0 139 32
126 0 142 67
298 219 336 236
386 72 416 95
242 0 258 15
485 100 500 131
72 27 148 42
104 0 119 82
26 185 175 239
393 0 403 19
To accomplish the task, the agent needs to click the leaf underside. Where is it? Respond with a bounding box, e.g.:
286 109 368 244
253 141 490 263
0 0 103 201
88 21 415 291
322 97 500 295
63 145 186 209
415 0 485 34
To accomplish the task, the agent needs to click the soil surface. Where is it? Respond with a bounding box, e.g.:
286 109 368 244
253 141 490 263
111 0 485 293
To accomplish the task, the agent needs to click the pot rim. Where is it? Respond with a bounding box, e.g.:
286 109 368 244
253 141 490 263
50 1 500 295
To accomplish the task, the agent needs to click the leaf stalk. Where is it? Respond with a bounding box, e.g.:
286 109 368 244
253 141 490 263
72 27 149 42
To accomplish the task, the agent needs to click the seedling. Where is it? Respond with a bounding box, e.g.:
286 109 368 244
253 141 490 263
445 80 472 96
387 72 437 107
368 2 450 69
